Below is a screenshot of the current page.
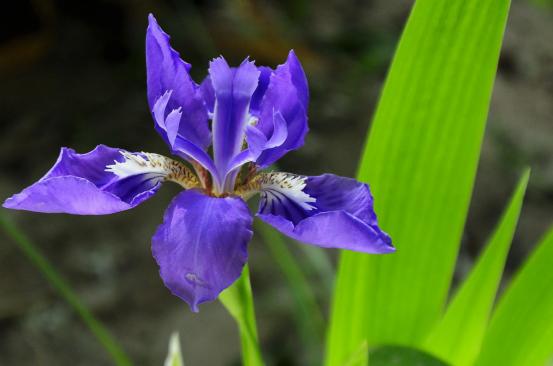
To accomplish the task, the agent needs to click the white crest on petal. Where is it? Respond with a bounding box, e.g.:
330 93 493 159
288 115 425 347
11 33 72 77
106 151 201 190
106 151 169 179
259 172 316 211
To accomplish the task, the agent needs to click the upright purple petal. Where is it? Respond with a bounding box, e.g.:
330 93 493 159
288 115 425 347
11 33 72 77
152 92 221 189
198 75 215 114
152 190 253 311
257 173 393 254
247 50 309 167
3 146 163 215
246 110 288 156
209 57 260 181
146 14 211 149
250 66 272 114
224 110 289 177
284 50 309 109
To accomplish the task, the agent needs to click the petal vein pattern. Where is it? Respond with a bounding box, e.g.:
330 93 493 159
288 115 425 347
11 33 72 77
209 57 260 188
256 173 394 254
258 172 316 211
152 190 253 312
106 151 200 189
3 146 165 214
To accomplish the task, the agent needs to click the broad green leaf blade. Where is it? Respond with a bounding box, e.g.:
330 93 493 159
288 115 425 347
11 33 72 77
0 213 132 366
341 341 368 366
219 266 264 366
164 333 184 366
325 0 511 364
256 222 325 362
370 346 448 366
423 169 530 366
474 226 553 366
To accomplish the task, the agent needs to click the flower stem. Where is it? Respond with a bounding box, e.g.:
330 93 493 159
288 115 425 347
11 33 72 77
219 266 264 366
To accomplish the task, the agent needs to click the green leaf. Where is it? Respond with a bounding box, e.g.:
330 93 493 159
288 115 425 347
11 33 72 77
370 345 448 366
423 169 530 365
256 222 325 355
341 341 368 366
474 226 553 366
164 332 184 366
219 266 264 366
0 213 132 366
325 0 511 364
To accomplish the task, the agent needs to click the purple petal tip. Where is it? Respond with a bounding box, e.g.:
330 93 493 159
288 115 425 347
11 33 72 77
148 13 157 26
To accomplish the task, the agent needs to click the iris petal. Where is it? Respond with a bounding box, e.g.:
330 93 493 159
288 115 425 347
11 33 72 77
198 75 215 114
284 50 309 109
224 110 289 178
152 190 253 312
250 66 273 114
246 110 288 155
146 14 211 150
257 173 394 253
209 57 260 183
3 145 164 215
248 50 309 167
152 92 221 189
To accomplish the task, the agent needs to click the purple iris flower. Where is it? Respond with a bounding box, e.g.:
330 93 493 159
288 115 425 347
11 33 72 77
3 14 393 312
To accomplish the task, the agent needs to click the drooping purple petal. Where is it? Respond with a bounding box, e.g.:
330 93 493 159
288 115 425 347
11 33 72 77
247 50 309 167
152 190 253 311
209 57 260 181
3 145 163 215
257 173 393 254
146 14 211 150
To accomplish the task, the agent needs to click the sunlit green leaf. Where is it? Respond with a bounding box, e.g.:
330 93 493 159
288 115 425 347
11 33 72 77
341 341 368 366
474 226 553 366
325 0 511 364
423 169 529 365
370 345 448 366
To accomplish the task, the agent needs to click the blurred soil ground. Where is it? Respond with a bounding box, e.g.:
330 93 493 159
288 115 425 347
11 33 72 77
0 0 552 365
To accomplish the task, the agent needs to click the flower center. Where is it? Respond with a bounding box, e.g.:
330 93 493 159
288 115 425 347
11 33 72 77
105 152 316 207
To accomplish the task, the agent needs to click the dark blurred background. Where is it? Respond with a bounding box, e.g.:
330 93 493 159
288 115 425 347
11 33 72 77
0 0 552 365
